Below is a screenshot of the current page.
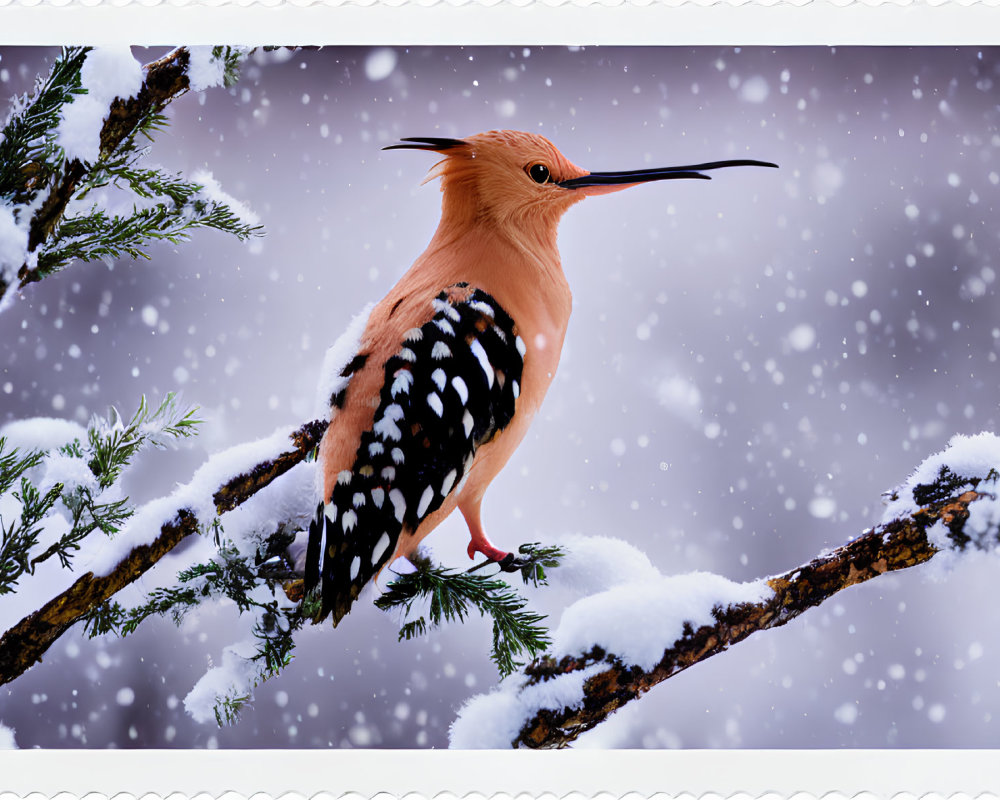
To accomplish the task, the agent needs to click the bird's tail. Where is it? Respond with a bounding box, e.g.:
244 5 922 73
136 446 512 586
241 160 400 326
304 500 382 627
304 501 324 599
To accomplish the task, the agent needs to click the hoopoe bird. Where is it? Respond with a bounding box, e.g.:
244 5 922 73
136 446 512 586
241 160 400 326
306 130 776 624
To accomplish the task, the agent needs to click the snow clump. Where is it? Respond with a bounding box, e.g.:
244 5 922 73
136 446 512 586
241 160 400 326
0 203 27 274
190 169 260 229
0 722 16 749
549 571 772 672
0 201 31 313
450 663 607 749
186 47 227 92
187 47 250 92
56 46 144 164
881 432 1000 525
881 432 1000 581
184 640 260 724
0 417 87 452
546 532 660 597
315 303 374 417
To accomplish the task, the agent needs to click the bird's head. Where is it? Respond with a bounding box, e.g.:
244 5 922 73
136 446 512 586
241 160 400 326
385 129 777 240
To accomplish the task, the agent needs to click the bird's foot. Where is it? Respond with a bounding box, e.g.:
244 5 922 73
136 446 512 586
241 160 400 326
467 545 526 575
467 536 510 563
467 531 527 572
497 552 520 572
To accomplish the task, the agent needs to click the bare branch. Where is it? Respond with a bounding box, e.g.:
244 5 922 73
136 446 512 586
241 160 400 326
0 418 325 687
510 487 980 748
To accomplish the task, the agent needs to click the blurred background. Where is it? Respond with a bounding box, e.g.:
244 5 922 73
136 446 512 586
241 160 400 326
1 44 999 748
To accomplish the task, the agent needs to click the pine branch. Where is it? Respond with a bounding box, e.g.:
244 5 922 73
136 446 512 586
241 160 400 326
0 395 202 596
0 417 327 688
0 46 260 304
505 466 999 749
214 692 253 727
84 543 263 637
86 392 201 489
0 46 88 205
21 48 192 263
36 200 260 277
376 543 564 677
0 477 63 595
29 489 131 570
87 532 312 727
0 439 44 498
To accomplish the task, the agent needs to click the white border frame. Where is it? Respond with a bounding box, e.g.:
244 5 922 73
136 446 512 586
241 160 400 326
0 3 998 48
2 749 1000 795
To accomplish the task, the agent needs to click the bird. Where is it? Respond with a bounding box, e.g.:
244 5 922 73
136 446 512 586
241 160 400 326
305 129 777 625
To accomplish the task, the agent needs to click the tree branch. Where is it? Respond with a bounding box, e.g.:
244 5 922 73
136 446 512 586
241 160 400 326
0 418 325 687
19 48 192 282
509 487 981 748
0 47 237 306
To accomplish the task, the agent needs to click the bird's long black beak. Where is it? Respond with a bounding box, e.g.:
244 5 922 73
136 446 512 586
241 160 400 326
558 159 778 189
382 137 467 152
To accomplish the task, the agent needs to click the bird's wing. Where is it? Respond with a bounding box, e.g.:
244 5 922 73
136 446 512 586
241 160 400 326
306 284 525 625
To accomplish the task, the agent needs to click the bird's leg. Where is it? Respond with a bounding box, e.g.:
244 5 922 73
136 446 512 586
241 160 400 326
461 504 516 570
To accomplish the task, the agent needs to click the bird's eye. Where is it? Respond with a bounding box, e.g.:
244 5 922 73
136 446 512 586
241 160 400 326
526 163 551 184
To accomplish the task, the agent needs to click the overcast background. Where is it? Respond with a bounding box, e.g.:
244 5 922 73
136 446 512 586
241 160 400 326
2 45 1000 748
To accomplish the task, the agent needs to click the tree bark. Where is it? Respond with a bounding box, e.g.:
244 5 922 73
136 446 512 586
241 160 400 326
0 418 325 687
513 489 978 748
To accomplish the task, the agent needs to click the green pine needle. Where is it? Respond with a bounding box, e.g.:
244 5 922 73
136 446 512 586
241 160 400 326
0 46 89 204
0 438 44 498
514 542 564 588
87 393 201 489
0 394 202 596
82 531 309 727
376 543 565 677
214 692 253 727
0 477 63 595
211 46 251 89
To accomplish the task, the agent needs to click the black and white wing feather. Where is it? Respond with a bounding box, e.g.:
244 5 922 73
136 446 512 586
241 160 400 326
306 285 525 625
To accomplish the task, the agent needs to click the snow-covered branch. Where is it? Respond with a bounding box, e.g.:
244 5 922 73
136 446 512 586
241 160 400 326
0 45 258 310
451 432 1000 749
0 417 325 688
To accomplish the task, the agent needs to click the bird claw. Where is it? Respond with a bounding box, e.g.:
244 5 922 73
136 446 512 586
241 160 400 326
465 550 522 575
466 532 528 573
497 552 519 572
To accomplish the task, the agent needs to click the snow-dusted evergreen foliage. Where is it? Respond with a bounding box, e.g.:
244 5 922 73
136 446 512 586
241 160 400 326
0 398 324 726
0 45 292 727
0 395 197 600
0 46 260 311
375 542 564 678
450 534 773 748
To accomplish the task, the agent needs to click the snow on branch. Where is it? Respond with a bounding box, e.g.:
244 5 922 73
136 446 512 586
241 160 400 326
0 415 326 688
451 432 1000 749
0 45 259 311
